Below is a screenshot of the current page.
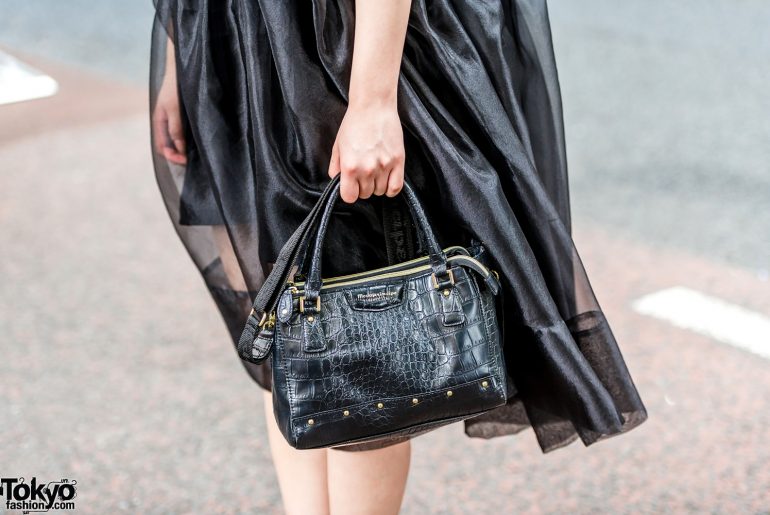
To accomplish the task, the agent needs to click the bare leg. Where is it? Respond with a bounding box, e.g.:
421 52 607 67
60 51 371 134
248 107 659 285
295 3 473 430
327 439 411 515
263 390 330 515
212 225 248 292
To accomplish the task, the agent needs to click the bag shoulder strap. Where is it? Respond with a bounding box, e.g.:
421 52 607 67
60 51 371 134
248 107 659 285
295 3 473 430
246 175 340 326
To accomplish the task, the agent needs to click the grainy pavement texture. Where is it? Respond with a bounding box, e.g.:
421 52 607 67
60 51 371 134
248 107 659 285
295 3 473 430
1 1 768 513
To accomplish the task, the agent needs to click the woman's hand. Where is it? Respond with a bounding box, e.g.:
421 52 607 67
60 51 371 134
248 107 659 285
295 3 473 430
328 103 405 203
327 0 411 204
152 39 187 165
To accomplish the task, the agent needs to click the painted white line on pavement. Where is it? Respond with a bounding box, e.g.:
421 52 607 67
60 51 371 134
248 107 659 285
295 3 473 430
0 51 58 106
632 286 770 360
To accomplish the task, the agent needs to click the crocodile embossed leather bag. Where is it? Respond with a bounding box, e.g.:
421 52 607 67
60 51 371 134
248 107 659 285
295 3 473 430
237 175 509 449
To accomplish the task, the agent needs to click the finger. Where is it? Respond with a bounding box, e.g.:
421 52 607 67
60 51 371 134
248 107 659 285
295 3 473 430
340 172 360 204
358 175 376 199
373 169 390 196
167 110 188 162
328 141 340 178
152 107 169 155
358 157 381 199
153 106 187 165
163 146 188 165
386 163 405 197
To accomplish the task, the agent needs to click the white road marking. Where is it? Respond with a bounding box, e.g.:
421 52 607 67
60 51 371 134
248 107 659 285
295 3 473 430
0 51 58 106
632 286 770 360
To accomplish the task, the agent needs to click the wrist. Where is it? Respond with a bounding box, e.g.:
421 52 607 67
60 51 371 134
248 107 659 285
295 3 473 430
348 83 398 110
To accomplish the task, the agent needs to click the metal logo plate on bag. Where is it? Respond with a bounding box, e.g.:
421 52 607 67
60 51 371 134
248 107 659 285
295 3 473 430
346 283 405 311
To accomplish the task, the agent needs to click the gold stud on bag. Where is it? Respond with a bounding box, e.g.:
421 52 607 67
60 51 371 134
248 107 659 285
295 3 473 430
237 175 509 449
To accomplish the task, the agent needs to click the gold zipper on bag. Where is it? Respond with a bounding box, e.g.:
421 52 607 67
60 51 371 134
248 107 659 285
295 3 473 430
291 245 469 288
290 254 495 294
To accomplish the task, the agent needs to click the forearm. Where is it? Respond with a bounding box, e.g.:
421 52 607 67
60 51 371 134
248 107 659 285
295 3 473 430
348 0 411 109
164 35 177 81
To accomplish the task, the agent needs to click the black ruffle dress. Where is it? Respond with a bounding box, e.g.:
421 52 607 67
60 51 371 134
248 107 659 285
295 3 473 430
149 0 648 453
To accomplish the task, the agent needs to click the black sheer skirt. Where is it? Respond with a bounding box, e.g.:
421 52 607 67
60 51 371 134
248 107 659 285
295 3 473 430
149 0 648 453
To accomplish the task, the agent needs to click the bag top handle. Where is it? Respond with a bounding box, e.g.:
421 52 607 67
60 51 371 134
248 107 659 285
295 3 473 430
300 177 451 308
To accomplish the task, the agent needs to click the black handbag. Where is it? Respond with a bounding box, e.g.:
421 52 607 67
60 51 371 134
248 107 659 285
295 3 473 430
237 175 509 449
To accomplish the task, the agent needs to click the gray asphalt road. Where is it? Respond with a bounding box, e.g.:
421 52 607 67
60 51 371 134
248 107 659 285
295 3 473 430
550 0 770 272
0 0 154 84
1 0 768 270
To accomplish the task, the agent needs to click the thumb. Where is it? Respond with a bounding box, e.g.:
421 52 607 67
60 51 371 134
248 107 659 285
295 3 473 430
328 140 340 178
